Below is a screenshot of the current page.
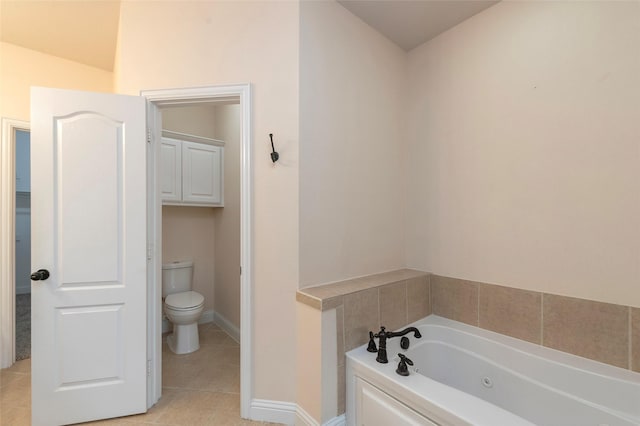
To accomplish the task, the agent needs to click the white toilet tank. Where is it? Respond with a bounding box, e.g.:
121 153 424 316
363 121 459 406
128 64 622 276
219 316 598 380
162 260 193 298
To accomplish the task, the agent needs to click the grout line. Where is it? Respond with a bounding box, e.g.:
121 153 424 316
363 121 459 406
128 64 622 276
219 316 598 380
404 281 409 325
476 283 480 327
339 305 345 361
377 287 381 328
629 307 632 370
427 274 432 314
540 294 544 346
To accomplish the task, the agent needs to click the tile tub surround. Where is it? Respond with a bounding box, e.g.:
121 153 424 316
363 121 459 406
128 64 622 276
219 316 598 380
297 270 640 421
297 269 431 352
633 308 640 372
430 274 640 371
296 269 431 421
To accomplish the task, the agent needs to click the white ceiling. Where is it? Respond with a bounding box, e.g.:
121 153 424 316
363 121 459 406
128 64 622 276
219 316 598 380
338 0 500 51
0 0 499 72
0 0 120 71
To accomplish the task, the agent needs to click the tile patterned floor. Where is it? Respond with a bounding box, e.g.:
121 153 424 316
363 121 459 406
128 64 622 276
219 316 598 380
0 323 277 425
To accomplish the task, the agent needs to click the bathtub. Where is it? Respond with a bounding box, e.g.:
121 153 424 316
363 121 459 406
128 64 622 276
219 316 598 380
346 315 640 426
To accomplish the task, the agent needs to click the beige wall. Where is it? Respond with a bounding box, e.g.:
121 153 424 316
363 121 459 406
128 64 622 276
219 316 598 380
162 206 215 310
162 105 218 139
115 0 299 402
295 302 322 423
0 42 113 121
213 104 241 328
299 1 407 288
405 1 640 308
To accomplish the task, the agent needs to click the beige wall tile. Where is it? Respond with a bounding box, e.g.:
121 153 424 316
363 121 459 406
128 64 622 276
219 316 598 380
323 295 344 311
336 305 345 366
356 269 426 288
379 281 407 331
543 294 629 368
296 292 322 310
632 308 640 372
479 284 542 344
431 275 478 326
407 275 431 323
344 288 380 351
337 362 346 415
299 269 427 302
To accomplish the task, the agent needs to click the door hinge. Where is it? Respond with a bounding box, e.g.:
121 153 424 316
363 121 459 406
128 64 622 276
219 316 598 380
147 128 152 144
147 245 153 260
147 359 152 377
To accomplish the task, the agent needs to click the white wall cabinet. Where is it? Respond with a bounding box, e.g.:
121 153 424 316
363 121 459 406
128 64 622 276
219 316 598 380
161 136 224 207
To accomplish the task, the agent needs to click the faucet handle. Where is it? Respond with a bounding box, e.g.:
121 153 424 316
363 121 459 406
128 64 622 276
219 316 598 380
374 326 386 338
366 331 377 352
396 353 414 376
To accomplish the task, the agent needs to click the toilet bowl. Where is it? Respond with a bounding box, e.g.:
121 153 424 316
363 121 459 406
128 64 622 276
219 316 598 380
164 291 204 354
162 261 204 354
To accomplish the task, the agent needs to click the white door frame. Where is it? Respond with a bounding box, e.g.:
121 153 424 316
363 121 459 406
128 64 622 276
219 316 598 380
142 84 253 418
0 118 30 369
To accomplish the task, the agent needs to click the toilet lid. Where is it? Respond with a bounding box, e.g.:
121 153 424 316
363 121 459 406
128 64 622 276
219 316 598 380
165 291 204 309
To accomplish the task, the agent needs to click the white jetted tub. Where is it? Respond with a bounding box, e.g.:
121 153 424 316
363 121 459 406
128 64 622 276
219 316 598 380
346 315 640 426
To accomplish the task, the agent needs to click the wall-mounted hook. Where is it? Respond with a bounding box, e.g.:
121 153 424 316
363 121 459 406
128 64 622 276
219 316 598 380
269 133 279 163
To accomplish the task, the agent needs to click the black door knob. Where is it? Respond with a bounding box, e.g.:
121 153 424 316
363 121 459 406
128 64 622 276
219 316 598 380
31 269 50 281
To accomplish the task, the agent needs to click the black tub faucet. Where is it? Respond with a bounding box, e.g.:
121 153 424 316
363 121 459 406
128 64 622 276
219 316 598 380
371 326 422 364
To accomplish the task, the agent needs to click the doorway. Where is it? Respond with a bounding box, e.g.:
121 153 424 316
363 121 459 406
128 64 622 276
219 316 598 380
0 118 30 369
14 129 31 361
143 85 253 418
158 100 242 391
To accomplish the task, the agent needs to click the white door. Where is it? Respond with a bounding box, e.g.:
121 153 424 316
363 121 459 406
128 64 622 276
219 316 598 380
31 87 148 425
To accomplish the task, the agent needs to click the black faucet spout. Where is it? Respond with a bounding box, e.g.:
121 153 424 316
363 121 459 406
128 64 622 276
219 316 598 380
372 326 422 364
386 327 422 339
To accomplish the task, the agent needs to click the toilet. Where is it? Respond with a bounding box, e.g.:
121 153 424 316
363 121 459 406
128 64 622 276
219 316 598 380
162 260 205 354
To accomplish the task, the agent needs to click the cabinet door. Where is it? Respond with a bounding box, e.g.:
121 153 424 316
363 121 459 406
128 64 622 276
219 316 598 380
356 378 437 426
181 141 223 205
160 138 182 202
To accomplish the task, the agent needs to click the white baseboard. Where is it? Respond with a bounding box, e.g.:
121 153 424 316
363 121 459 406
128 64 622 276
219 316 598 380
323 414 346 426
296 405 318 426
213 310 240 343
250 399 297 425
161 308 214 334
295 406 345 426
199 309 214 324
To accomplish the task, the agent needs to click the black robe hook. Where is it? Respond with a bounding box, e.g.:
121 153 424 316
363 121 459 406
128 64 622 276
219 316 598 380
269 133 279 163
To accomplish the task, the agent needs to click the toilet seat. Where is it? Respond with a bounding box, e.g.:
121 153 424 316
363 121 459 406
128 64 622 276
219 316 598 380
165 291 204 310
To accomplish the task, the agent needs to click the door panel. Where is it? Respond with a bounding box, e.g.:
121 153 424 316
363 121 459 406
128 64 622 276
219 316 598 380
182 141 222 204
160 137 181 202
57 113 122 285
31 87 147 425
